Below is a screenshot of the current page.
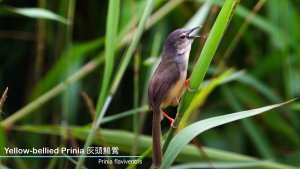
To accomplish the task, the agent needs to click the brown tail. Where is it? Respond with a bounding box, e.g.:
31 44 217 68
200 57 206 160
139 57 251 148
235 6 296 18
152 107 162 168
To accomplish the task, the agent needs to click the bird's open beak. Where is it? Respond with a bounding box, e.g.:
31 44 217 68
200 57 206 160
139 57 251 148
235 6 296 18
187 26 203 39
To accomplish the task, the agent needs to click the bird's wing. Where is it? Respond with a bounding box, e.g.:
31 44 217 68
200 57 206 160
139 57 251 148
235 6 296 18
148 60 180 109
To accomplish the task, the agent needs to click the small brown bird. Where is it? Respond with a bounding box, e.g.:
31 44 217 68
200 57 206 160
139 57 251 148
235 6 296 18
148 27 201 168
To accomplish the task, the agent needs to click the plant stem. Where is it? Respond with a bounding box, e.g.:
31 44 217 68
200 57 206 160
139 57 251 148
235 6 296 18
132 49 140 155
96 0 120 115
162 0 240 155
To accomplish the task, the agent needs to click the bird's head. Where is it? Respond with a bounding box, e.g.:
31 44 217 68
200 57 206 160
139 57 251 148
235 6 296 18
164 26 202 54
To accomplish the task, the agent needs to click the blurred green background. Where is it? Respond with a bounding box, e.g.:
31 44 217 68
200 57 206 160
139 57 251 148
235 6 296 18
0 0 299 168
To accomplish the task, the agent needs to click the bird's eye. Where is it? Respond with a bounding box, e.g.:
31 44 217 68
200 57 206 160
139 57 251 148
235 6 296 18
179 34 186 39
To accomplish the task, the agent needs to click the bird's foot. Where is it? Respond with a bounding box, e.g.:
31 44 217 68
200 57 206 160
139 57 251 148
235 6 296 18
184 79 196 92
162 111 177 128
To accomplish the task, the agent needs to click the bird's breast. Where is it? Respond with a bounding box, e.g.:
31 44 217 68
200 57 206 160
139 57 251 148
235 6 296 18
161 70 186 108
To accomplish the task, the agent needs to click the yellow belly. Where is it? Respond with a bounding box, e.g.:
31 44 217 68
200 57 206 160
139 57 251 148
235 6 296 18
161 76 186 108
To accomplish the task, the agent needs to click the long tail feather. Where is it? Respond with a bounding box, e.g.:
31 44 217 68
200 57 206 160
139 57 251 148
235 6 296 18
152 107 162 168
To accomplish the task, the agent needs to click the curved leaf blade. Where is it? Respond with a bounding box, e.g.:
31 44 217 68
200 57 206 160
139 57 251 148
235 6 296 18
161 100 294 169
6 7 69 24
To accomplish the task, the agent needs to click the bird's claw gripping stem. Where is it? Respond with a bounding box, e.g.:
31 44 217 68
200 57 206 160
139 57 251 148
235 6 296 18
184 79 196 92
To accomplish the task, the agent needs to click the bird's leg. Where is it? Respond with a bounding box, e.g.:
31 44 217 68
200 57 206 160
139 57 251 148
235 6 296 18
178 79 197 100
161 110 176 128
